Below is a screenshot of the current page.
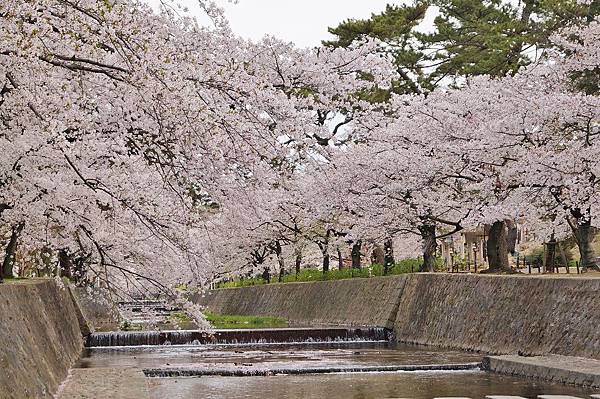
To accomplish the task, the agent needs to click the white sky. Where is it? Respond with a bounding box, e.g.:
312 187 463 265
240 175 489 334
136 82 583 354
146 0 410 47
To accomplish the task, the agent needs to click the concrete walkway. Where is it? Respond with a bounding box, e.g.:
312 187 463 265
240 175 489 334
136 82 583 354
484 355 600 388
57 368 150 399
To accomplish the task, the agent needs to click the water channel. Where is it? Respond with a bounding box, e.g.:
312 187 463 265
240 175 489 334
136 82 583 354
78 335 595 398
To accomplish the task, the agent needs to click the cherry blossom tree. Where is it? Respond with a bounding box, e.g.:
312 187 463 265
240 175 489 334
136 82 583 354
0 0 394 291
292 19 600 273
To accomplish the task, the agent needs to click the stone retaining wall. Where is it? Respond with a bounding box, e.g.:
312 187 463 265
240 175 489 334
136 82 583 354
70 286 120 333
0 279 84 398
192 275 407 328
195 274 600 359
394 274 600 359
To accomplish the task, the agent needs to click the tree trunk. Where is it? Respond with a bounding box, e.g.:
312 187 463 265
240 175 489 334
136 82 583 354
274 241 285 282
261 267 271 283
59 249 73 279
419 224 437 272
318 241 330 273
505 0 536 71
72 256 87 284
2 222 24 280
371 245 384 265
506 219 518 255
486 221 510 272
294 247 302 274
544 234 556 273
383 238 395 275
558 241 569 273
337 247 344 270
572 217 598 272
322 250 330 273
351 240 362 269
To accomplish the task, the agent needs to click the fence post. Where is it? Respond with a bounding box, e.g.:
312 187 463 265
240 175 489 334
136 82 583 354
528 262 531 274
576 261 580 274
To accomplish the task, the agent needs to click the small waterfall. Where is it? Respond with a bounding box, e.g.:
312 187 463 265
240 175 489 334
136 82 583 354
86 330 200 347
86 327 391 347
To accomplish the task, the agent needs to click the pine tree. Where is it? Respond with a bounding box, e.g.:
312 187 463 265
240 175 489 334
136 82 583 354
325 0 599 96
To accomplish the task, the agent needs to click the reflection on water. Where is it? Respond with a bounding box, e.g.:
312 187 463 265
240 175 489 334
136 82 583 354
76 342 482 369
147 371 592 399
76 342 595 398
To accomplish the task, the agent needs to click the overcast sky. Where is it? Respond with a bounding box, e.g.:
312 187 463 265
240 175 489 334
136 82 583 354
146 0 410 47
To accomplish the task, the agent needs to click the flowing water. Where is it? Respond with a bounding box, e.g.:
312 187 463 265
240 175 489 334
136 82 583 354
146 370 594 399
77 342 481 370
86 327 390 347
77 340 595 398
89 301 597 397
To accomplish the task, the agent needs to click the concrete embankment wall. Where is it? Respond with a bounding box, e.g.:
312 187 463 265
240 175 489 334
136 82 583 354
0 279 84 399
393 274 600 360
69 286 121 332
196 274 600 359
191 276 407 328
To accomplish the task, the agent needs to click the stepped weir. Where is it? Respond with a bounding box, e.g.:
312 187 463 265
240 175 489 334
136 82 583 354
86 327 391 347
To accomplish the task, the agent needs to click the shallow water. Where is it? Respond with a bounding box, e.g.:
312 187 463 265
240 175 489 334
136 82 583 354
77 342 482 369
147 371 593 399
77 342 596 398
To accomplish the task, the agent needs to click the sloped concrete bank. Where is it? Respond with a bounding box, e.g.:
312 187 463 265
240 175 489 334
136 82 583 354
69 286 120 332
195 274 600 360
0 280 84 399
191 275 407 329
393 274 600 360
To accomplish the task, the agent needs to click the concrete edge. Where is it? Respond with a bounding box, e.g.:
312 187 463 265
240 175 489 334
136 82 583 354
67 285 93 336
207 273 600 292
483 355 600 388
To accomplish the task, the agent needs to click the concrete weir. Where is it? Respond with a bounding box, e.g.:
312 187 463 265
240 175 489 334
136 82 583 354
86 327 390 347
483 355 600 388
144 362 482 377
194 273 600 388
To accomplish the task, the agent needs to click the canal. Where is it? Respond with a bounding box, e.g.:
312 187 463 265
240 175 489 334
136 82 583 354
77 330 594 398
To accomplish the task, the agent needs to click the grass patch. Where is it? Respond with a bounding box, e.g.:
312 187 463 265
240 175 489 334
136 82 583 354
119 320 144 331
216 258 424 289
169 311 193 324
205 312 288 329
167 311 197 329
0 277 49 285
